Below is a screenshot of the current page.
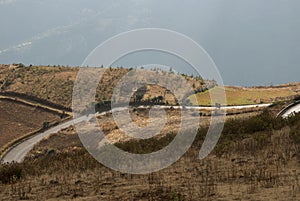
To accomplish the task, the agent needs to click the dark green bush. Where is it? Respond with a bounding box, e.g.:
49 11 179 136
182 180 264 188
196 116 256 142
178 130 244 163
0 163 23 184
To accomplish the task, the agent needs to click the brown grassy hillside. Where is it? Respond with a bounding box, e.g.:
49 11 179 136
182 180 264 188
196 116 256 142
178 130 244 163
0 64 213 110
191 84 300 106
0 99 61 152
0 109 299 200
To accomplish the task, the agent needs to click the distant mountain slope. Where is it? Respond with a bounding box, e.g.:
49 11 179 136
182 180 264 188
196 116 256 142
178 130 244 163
0 64 214 110
191 84 300 106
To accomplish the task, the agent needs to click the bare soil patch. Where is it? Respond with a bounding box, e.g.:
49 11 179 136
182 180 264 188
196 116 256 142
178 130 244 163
0 99 61 150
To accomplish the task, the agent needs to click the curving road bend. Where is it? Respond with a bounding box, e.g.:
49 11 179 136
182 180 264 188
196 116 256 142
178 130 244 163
280 102 300 118
1 114 97 164
1 104 271 164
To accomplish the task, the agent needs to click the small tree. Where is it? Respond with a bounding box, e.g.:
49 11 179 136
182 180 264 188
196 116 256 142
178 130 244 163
43 121 50 129
135 93 144 102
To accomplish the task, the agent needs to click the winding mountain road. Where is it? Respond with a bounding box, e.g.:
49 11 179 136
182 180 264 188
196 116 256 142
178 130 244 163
1 103 272 164
1 114 97 164
279 102 300 118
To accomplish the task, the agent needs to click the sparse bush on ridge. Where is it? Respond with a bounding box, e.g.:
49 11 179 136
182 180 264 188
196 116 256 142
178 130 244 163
0 65 213 111
1 109 300 200
0 163 23 184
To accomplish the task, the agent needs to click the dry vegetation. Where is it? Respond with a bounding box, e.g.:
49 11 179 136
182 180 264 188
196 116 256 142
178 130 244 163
1 107 300 200
0 64 212 110
0 65 77 109
1 64 299 109
24 108 261 156
191 85 300 106
0 99 61 152
1 64 300 200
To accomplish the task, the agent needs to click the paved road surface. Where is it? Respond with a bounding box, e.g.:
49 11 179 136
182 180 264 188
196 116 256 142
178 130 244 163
280 102 300 118
1 114 97 163
1 104 271 164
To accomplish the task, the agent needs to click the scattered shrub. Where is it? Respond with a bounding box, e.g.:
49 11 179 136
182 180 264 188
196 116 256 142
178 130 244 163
0 163 23 184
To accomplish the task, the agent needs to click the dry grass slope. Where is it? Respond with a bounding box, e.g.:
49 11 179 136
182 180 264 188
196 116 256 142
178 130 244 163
0 64 214 110
1 109 300 200
0 99 61 151
191 85 300 106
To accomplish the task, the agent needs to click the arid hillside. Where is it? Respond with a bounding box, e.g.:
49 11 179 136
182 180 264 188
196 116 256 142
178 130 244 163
191 84 300 106
0 64 213 110
2 64 299 109
1 64 300 200
0 98 62 157
0 108 300 200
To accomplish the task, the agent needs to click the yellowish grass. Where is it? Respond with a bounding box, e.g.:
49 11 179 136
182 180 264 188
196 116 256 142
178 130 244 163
190 85 300 106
